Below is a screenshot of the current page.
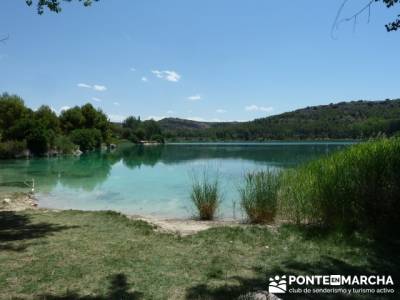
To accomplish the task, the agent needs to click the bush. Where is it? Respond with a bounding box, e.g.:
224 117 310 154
239 170 280 224
0 140 27 159
190 173 220 220
26 126 51 155
278 138 400 234
69 128 102 152
150 134 165 143
53 135 76 154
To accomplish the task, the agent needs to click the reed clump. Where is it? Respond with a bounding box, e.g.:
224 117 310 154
239 170 281 224
278 137 400 234
191 174 220 220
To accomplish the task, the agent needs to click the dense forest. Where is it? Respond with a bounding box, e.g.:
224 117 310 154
160 99 400 141
0 93 164 158
1 93 400 158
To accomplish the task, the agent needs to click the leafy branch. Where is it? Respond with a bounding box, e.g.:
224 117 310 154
25 0 99 14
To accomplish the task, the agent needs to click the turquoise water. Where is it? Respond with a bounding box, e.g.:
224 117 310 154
0 142 354 219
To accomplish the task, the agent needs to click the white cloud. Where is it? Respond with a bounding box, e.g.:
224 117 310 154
60 106 70 112
50 106 70 115
77 83 107 92
187 94 201 101
130 67 136 72
216 109 227 113
164 71 181 82
141 76 148 82
152 70 162 78
245 105 274 113
151 70 181 82
113 102 120 106
93 85 107 92
92 97 102 102
77 83 91 88
108 114 126 123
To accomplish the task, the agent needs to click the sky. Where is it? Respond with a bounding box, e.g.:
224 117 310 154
0 0 399 122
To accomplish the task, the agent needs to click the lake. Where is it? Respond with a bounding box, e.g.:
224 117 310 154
0 142 354 219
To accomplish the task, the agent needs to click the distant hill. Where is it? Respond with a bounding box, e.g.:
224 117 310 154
159 99 400 140
158 118 217 131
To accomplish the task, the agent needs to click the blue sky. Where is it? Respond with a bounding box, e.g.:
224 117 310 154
0 0 399 122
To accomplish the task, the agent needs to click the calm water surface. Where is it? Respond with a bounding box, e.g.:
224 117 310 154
0 142 354 219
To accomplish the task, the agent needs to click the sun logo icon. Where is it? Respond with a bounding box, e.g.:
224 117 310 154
268 275 287 293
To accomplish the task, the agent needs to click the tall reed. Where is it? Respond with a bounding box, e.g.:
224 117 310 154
239 169 281 223
278 137 400 234
190 172 220 220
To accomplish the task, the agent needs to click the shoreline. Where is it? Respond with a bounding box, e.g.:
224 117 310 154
0 192 272 236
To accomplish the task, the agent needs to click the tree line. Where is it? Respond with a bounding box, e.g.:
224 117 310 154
162 99 400 141
0 93 164 158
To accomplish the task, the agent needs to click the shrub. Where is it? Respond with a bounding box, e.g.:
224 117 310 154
69 128 102 152
26 126 51 155
239 170 281 224
150 134 165 143
278 138 400 234
190 173 220 220
53 135 76 154
0 140 27 159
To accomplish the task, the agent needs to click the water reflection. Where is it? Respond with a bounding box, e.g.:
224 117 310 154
0 142 354 217
113 142 350 169
1 142 351 193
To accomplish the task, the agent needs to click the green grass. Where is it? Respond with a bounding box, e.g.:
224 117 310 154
0 209 398 299
278 137 400 234
239 170 280 224
190 174 220 220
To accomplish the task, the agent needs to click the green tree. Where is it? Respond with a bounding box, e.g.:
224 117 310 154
35 105 60 133
26 124 51 155
123 116 141 131
59 106 85 134
81 103 110 142
5 118 35 141
69 128 102 151
0 93 30 140
141 120 162 140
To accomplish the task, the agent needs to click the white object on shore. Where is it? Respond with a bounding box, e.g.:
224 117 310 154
73 149 83 156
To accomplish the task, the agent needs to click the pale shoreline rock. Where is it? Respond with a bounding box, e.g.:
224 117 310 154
1 192 38 211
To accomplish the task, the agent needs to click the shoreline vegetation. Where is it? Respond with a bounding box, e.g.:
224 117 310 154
2 93 400 159
0 93 165 159
0 137 399 298
188 138 399 237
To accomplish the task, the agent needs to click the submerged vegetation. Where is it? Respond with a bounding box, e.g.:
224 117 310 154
239 170 280 224
190 172 220 220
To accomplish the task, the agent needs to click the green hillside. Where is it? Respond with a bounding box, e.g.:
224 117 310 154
160 99 400 140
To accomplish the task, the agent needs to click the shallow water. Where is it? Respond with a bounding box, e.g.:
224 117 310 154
0 142 354 219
